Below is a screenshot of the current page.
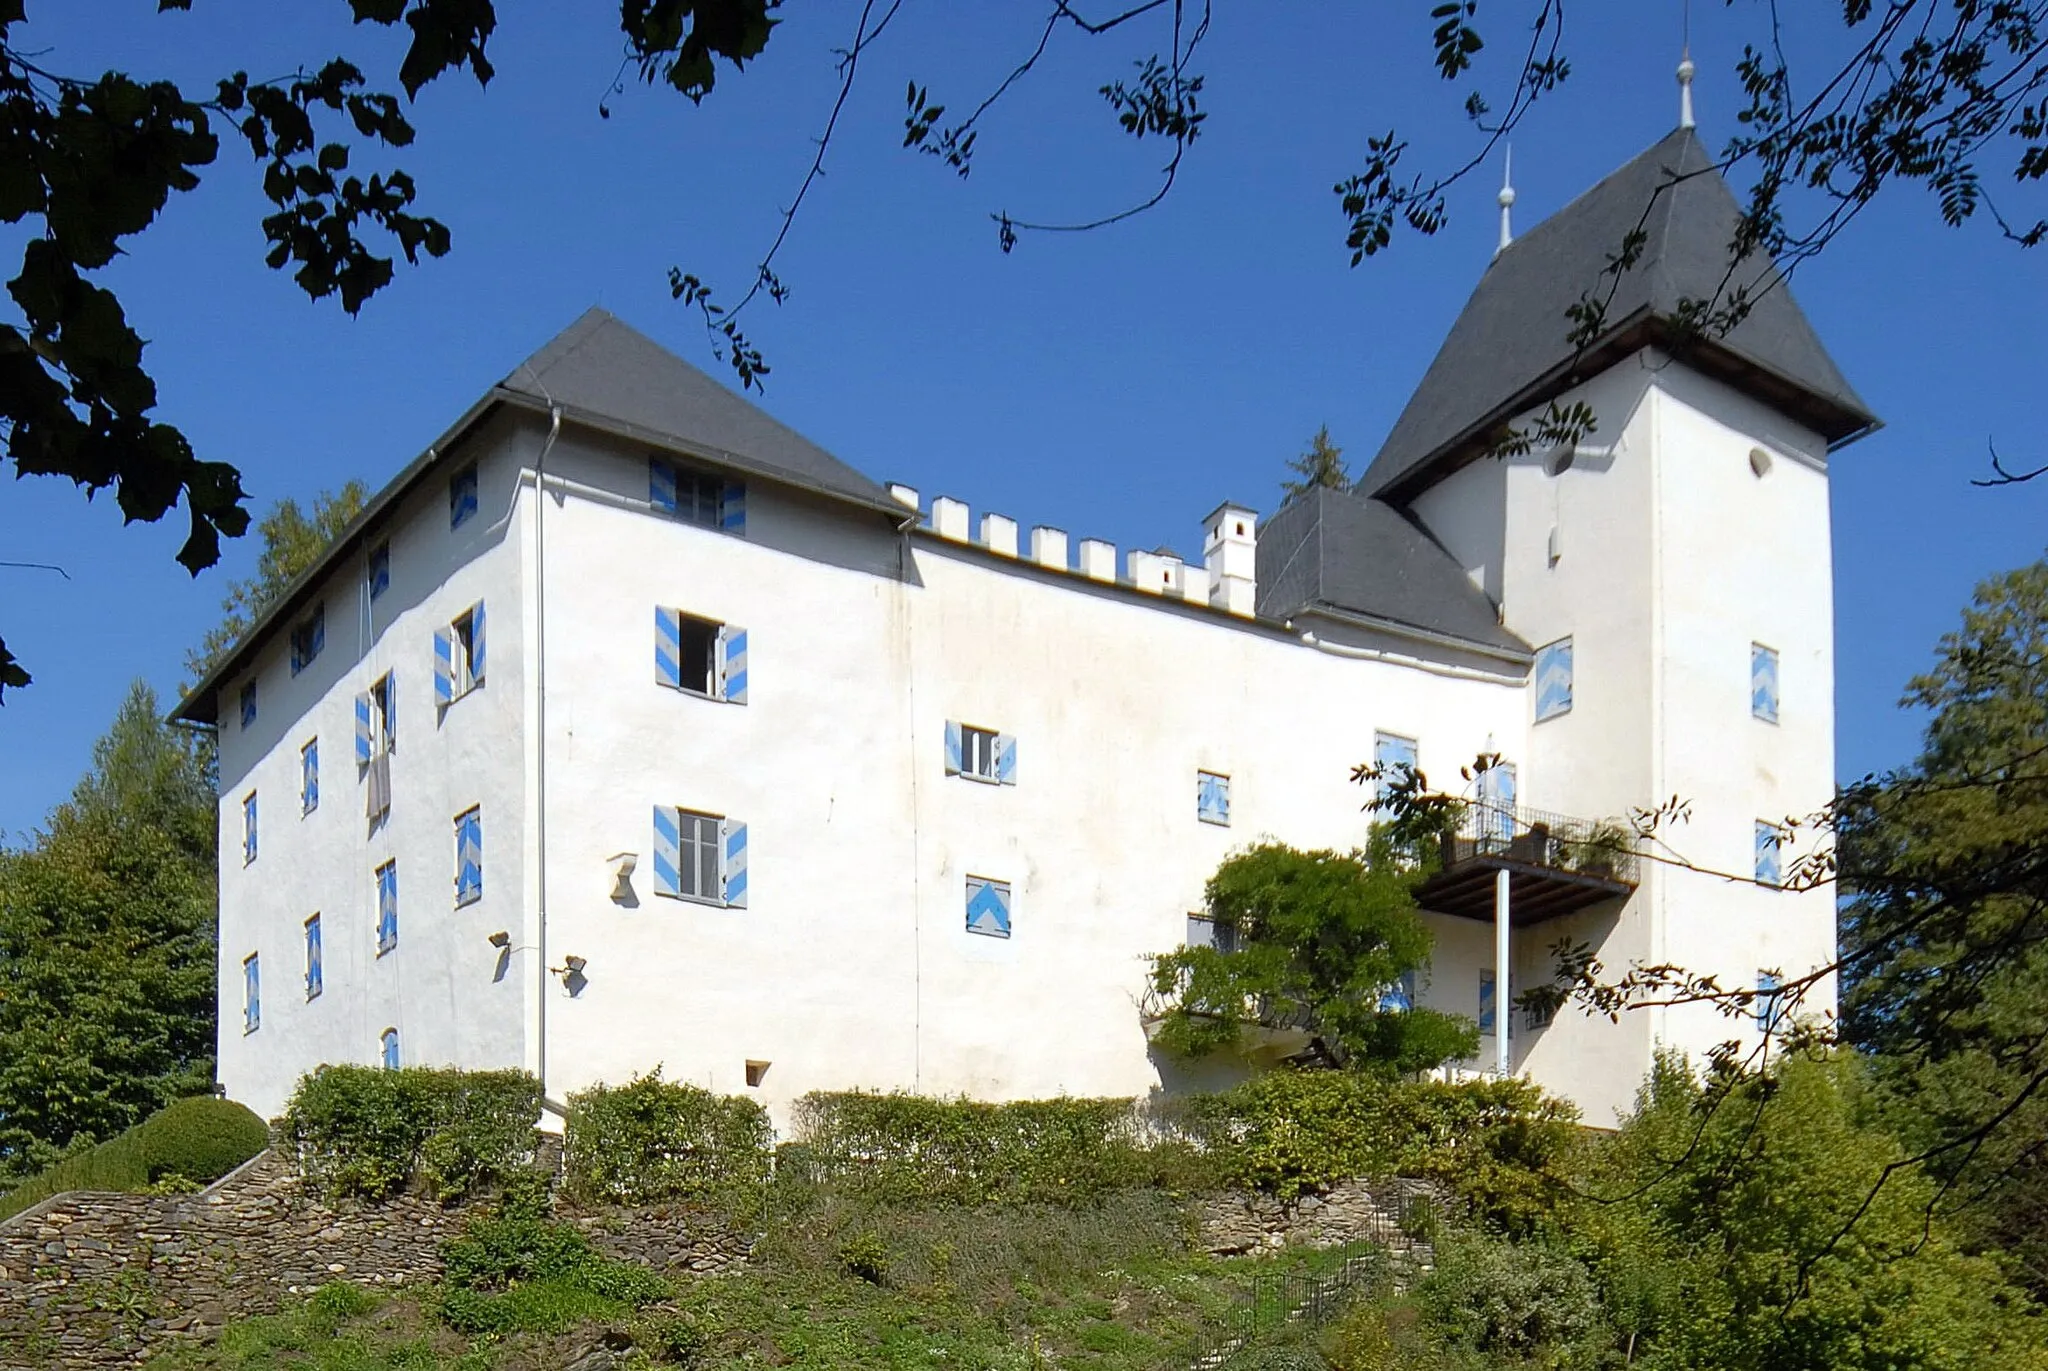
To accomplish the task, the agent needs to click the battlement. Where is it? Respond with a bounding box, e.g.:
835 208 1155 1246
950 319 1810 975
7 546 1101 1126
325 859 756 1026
887 485 1258 618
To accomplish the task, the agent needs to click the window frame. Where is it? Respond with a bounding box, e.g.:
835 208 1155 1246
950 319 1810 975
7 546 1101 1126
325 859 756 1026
961 724 1002 783
674 808 723 904
380 1028 400 1071
370 672 395 753
650 456 732 529
289 604 325 676
1185 913 1238 954
1372 732 1419 805
450 607 479 698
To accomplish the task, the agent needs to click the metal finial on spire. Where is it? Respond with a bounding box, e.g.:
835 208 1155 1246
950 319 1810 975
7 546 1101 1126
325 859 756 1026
1495 145 1516 256
1678 46 1696 129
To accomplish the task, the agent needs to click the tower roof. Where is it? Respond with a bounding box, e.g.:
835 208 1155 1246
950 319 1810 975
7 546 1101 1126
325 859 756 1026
1362 126 1878 502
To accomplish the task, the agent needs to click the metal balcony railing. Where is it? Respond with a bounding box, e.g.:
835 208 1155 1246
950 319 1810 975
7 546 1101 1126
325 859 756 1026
1415 802 1640 924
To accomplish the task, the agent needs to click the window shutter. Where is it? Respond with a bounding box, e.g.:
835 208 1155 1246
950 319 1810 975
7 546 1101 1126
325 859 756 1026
434 627 454 706
244 955 260 1033
356 692 373 765
722 819 748 908
470 601 487 683
457 812 482 905
655 607 683 689
718 626 748 704
240 682 257 729
290 635 304 676
650 458 678 514
995 733 1017 785
944 721 963 775
303 741 319 813
1535 638 1574 721
965 877 1011 938
385 672 396 746
382 1029 400 1071
1754 821 1782 887
309 606 325 660
652 805 681 898
720 480 746 533
1751 643 1779 723
1479 971 1497 1034
306 917 323 999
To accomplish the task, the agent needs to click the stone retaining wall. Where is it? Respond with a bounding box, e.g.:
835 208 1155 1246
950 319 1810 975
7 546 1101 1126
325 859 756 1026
1194 1176 1445 1260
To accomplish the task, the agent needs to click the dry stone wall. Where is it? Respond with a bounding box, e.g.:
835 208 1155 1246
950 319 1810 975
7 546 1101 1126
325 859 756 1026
1194 1176 1444 1262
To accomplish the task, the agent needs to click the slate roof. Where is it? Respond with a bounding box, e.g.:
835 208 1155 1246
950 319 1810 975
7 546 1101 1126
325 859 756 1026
1256 485 1530 658
1362 126 1878 502
174 308 904 723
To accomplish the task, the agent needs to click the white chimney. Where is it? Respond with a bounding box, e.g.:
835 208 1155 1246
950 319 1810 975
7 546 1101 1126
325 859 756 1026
1203 503 1258 616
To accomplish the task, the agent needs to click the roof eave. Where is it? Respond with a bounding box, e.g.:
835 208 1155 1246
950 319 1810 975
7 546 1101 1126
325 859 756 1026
1291 600 1534 666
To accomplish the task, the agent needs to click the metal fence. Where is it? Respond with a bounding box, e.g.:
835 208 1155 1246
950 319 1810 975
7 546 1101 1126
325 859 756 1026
1446 802 1642 887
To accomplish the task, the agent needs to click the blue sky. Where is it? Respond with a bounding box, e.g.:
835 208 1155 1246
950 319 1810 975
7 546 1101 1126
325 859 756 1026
2 1 2043 838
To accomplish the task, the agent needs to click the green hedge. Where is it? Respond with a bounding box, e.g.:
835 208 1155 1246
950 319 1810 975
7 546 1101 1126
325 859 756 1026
563 1071 772 1208
282 1065 542 1201
0 1096 269 1221
786 1091 1199 1206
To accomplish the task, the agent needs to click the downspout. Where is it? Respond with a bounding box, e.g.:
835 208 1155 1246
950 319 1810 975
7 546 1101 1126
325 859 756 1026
532 406 564 1116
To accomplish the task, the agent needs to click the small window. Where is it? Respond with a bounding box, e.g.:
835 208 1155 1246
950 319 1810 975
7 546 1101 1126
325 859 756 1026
454 807 483 907
357 672 396 762
945 721 1016 785
289 605 326 676
1524 986 1557 1031
1378 969 1417 1013
655 608 748 705
243 953 261 1034
239 680 257 730
301 739 319 815
1534 637 1573 722
1479 970 1497 1036
381 1028 400 1071
744 1060 771 1088
655 807 724 903
376 860 399 954
305 914 324 1001
1754 821 1784 889
1196 771 1232 826
1372 733 1419 805
1185 913 1238 954
368 542 391 601
650 457 743 532
1751 643 1780 724
436 603 487 706
1756 970 1784 1030
966 875 1012 939
242 791 258 865
450 463 479 529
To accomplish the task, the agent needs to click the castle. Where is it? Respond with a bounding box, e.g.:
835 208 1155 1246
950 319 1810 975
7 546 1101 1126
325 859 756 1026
178 118 1870 1129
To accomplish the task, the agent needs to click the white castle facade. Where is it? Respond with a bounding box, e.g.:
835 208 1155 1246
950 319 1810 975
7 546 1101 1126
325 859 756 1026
180 126 1872 1129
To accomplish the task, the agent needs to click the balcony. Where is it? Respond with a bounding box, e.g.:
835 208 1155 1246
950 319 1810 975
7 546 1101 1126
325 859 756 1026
1136 984 1321 1061
1413 803 1640 926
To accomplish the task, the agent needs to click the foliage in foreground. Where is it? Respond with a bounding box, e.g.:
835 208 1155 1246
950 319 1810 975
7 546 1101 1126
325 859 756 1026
563 1070 772 1211
283 1065 541 1202
0 1094 268 1222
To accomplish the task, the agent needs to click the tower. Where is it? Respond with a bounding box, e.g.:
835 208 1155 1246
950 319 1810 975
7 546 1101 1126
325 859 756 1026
1360 119 1877 1122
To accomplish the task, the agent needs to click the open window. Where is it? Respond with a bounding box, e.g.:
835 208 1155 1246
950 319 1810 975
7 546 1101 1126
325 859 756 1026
436 603 487 706
655 607 747 704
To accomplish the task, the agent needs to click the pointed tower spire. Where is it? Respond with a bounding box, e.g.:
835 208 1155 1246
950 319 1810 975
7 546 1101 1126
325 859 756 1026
1678 47 1696 129
1495 145 1516 257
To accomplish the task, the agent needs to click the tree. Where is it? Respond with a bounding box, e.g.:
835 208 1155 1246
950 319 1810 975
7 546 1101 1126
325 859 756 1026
1280 425 1349 499
0 681 218 1187
6 4 2045 696
185 481 369 682
1147 836 1480 1074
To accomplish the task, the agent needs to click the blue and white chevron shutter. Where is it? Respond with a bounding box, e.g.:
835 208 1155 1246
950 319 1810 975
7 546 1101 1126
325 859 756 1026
655 607 683 689
722 820 748 908
377 862 399 953
305 915 323 1000
944 721 963 775
994 733 1017 786
718 625 748 704
652 805 681 898
450 465 479 528
1753 821 1783 887
355 692 372 764
1197 771 1231 825
469 601 486 682
649 457 678 515
1478 971 1497 1034
240 681 257 730
243 954 260 1034
302 740 319 813
965 876 1011 938
455 809 483 906
1534 637 1574 721
1750 643 1779 723
720 480 746 533
434 627 454 706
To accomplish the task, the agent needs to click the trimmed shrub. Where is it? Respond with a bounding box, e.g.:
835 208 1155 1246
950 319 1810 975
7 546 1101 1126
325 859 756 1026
789 1091 1182 1206
282 1065 541 1201
564 1070 772 1208
0 1096 268 1221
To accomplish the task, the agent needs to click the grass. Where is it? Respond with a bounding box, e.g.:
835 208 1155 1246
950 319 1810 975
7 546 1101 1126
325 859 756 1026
0 1096 269 1222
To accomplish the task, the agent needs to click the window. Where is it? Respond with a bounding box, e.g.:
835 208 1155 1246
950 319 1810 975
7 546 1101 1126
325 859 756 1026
945 721 1016 785
1756 970 1784 1030
450 463 479 529
1185 913 1238 954
966 875 1012 939
376 860 399 954
454 807 482 907
650 457 744 533
301 739 319 815
652 806 748 907
368 541 390 600
1372 732 1418 805
289 605 325 675
243 953 261 1034
1524 984 1557 1030
1754 821 1784 888
436 602 487 706
1476 761 1517 846
357 673 397 763
242 791 258 865
239 680 257 730
1534 637 1574 721
1751 643 1780 723
1479 971 1497 1036
1379 969 1417 1013
655 608 747 703
381 1028 400 1071
1197 771 1232 826
305 914 323 1000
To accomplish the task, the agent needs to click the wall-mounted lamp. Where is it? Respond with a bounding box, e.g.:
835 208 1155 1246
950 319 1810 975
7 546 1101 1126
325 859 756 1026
607 852 638 905
550 954 589 997
487 930 511 949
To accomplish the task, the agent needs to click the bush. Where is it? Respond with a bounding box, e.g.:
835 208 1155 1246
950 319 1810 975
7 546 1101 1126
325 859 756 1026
282 1065 541 1201
563 1070 772 1209
437 1212 670 1335
789 1091 1174 1206
837 1230 889 1284
0 1095 267 1221
1413 1230 1606 1366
